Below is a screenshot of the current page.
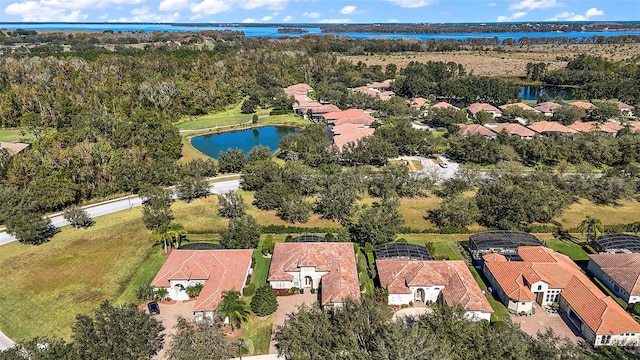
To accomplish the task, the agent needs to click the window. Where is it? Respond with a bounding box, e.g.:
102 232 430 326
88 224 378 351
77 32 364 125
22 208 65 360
601 335 611 344
537 285 542 290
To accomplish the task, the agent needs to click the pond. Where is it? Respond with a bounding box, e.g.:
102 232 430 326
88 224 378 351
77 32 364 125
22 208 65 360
191 126 299 159
520 85 573 101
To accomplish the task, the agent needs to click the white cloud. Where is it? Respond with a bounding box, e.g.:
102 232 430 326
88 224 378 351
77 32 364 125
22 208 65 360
585 7 603 17
189 0 230 15
551 7 603 21
4 0 142 21
340 5 356 14
497 11 527 22
317 18 350 23
239 0 288 10
508 0 561 11
109 6 180 21
242 17 257 23
303 11 319 18
383 0 435 8
282 15 292 21
158 0 188 11
487 2 496 6
261 15 273 21
389 18 399 23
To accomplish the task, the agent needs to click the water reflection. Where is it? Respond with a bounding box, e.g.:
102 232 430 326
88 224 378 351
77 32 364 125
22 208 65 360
191 126 299 159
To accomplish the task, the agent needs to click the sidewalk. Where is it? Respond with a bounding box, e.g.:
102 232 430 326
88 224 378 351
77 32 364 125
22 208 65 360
0 330 14 351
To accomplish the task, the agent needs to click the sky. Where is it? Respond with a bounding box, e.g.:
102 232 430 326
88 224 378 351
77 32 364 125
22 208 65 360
1 0 639 24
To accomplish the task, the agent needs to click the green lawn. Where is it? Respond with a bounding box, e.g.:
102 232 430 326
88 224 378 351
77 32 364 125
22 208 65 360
357 252 375 295
468 266 510 322
0 128 33 142
401 234 464 260
176 102 272 131
251 249 271 288
117 247 168 304
545 239 590 261
241 314 274 356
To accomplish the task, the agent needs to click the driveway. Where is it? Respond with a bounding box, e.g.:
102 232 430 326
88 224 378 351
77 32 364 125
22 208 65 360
148 300 195 360
392 305 434 322
270 292 318 354
510 304 582 344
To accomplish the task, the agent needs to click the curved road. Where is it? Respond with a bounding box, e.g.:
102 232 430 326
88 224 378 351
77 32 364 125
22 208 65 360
0 178 240 247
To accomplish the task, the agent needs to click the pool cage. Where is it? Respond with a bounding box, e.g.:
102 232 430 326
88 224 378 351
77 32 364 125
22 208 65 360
286 235 328 243
594 234 640 254
469 230 544 263
374 243 433 261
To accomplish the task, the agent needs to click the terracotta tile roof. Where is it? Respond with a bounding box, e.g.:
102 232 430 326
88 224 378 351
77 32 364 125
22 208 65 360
528 121 578 134
151 250 253 312
458 124 497 138
482 253 507 263
589 253 640 297
309 104 341 114
601 121 624 133
568 121 624 134
284 83 313 97
410 97 427 108
468 103 502 116
616 101 634 111
491 123 536 137
377 259 493 313
268 243 361 306
323 109 376 127
571 101 596 110
0 142 29 155
368 79 394 89
534 102 562 113
629 121 640 133
332 124 375 150
499 102 541 113
484 261 538 301
431 101 459 110
568 121 596 133
562 276 640 335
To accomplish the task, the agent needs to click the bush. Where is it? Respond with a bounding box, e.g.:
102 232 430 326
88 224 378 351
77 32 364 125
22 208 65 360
491 320 507 329
310 288 316 294
186 283 204 298
299 288 304 294
583 244 598 254
251 284 279 316
155 288 169 301
269 109 293 115
137 284 156 302
243 283 256 297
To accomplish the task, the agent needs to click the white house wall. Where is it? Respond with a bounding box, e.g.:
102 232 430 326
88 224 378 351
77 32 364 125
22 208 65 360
388 293 414 305
408 286 444 303
464 311 491 322
166 279 205 301
587 261 636 305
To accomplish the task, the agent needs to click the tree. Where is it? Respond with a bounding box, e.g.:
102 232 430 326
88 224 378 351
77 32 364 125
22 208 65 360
165 317 236 360
241 160 281 191
218 149 246 173
240 97 258 114
247 145 272 162
427 196 480 228
0 336 77 360
553 105 586 125
252 182 289 210
72 300 164 360
217 290 250 330
63 205 95 229
262 234 275 255
348 197 404 246
250 284 278 316
5 209 58 245
176 175 210 203
577 216 604 242
140 186 174 230
217 191 247 219
150 222 186 253
276 195 312 223
220 214 261 249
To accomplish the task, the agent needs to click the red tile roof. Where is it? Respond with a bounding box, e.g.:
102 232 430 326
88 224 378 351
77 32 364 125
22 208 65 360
268 243 361 306
589 253 640 297
458 124 497 138
468 103 502 116
562 276 640 335
571 101 596 110
568 121 624 134
332 124 375 150
309 104 341 114
377 259 493 313
410 97 427 108
151 250 253 312
499 102 541 113
528 121 578 134
0 142 29 155
323 109 376 126
629 121 640 133
534 102 562 114
284 83 313 97
616 101 634 111
431 101 459 110
491 123 536 137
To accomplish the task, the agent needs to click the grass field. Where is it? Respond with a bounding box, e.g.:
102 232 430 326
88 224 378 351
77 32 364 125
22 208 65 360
401 234 465 260
241 314 274 356
176 102 272 131
545 239 589 261
0 129 33 142
0 208 153 341
555 199 640 228
251 249 271 288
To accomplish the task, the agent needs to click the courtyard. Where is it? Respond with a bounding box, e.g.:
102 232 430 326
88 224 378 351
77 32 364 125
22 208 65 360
510 304 582 344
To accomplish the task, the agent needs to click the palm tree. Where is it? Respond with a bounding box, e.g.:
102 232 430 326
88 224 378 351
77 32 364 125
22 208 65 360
577 216 604 243
217 290 250 330
165 222 186 249
148 222 185 253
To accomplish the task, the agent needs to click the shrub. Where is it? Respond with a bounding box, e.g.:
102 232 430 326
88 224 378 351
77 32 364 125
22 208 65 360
491 320 507 329
186 283 204 298
634 302 640 316
310 288 316 294
137 284 155 302
155 288 169 301
299 288 304 294
251 284 278 316
269 109 293 115
243 283 256 297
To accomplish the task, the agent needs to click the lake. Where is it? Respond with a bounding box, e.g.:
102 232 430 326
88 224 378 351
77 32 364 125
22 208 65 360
191 126 298 159
2 23 640 41
520 85 573 101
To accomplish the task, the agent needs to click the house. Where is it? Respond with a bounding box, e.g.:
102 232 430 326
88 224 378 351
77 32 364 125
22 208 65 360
430 101 460 111
353 80 395 101
322 109 376 127
0 142 30 156
331 123 375 151
588 253 640 305
487 123 536 139
616 101 634 116
483 246 640 346
467 103 502 118
268 242 361 308
571 101 596 111
377 259 493 321
499 102 541 113
534 101 562 117
304 104 341 122
528 121 577 135
568 121 624 136
284 83 313 98
629 121 640 134
151 249 253 320
409 97 427 109
458 124 497 139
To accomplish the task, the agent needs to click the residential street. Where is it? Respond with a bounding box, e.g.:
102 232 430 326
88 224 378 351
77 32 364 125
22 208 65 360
0 178 241 247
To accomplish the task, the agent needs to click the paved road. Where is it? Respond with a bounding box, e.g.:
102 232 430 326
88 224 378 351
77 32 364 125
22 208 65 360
0 331 14 351
0 178 240 247
396 155 460 184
